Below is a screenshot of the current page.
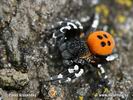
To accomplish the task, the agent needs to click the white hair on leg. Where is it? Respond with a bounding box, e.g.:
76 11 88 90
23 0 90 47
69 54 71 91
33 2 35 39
97 64 105 74
74 65 79 71
60 26 71 33
65 77 72 82
75 69 84 78
57 74 63 79
91 14 99 29
68 68 74 73
106 54 118 61
67 22 78 29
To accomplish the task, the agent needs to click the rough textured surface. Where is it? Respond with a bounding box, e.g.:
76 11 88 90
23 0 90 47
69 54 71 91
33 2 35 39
0 68 29 89
0 0 133 100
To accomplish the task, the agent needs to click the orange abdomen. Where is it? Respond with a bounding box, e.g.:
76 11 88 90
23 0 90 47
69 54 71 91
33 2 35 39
87 31 115 56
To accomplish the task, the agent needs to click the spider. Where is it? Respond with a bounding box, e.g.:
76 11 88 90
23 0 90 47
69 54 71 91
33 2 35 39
48 13 118 90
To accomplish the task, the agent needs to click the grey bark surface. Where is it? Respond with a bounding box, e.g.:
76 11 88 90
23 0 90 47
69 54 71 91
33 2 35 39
0 0 133 100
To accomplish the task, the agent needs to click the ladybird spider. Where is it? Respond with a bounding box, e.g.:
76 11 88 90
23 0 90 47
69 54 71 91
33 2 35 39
49 13 118 89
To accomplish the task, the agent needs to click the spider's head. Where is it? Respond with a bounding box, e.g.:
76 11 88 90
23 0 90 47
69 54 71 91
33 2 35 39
86 31 115 56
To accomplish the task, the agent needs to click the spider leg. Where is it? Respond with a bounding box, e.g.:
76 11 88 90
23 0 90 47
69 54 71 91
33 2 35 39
91 13 99 31
64 68 84 83
70 20 83 29
105 53 118 62
53 20 83 47
95 64 110 89
50 20 85 83
85 13 99 35
97 64 108 80
58 20 83 38
58 20 83 33
49 64 79 81
96 54 118 87
49 64 84 83
56 58 88 83
52 19 83 40
93 54 118 88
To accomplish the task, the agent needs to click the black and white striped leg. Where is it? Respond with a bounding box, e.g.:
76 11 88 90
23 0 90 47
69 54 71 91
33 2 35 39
86 13 99 34
105 53 118 62
91 13 99 31
97 64 110 87
49 64 84 83
52 20 83 46
63 68 84 83
52 19 83 36
58 20 83 33
97 64 108 80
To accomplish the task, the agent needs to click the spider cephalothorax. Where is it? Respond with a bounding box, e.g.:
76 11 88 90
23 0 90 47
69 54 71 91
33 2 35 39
49 14 118 91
